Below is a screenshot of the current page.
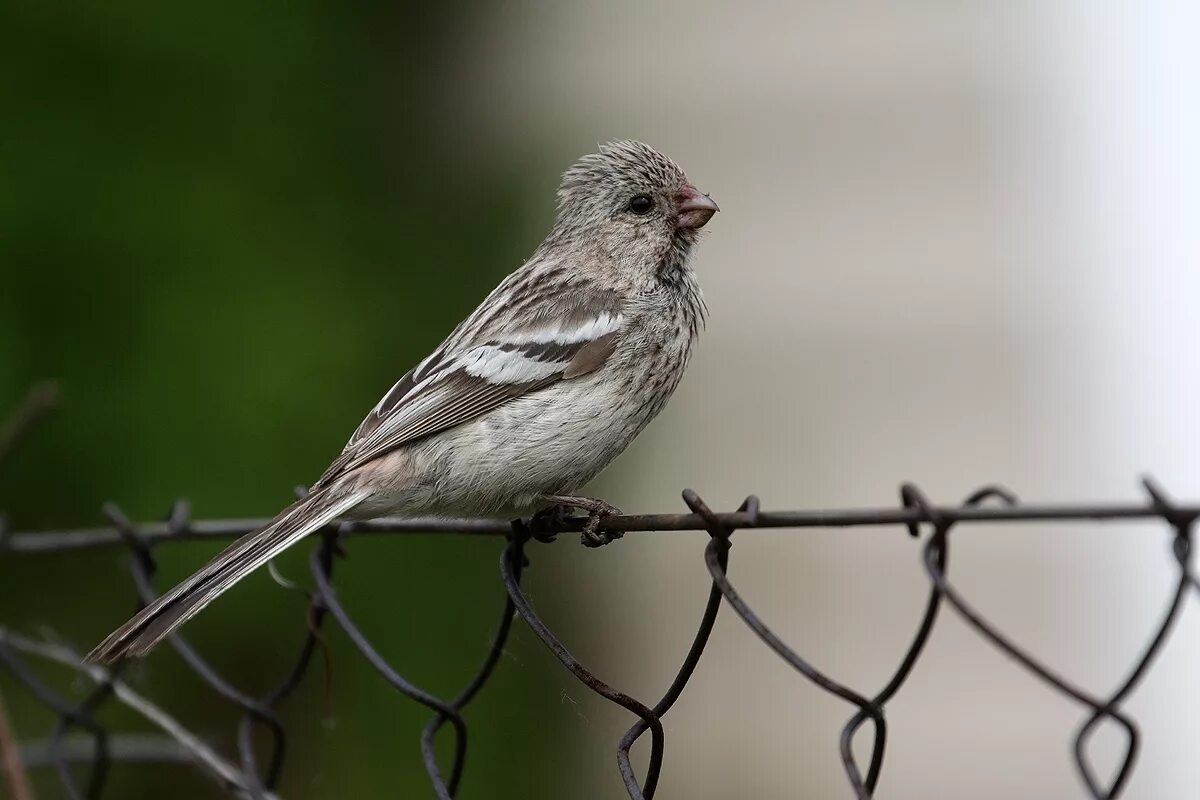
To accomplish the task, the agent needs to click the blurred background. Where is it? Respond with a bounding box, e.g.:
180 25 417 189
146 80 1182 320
2 1 1198 798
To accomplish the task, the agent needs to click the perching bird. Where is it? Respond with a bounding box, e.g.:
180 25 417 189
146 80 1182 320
87 140 718 663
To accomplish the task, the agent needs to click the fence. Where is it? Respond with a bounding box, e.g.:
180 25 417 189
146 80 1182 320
2 476 1197 800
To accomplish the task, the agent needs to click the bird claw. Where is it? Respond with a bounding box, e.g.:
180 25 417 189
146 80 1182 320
537 495 622 548
580 512 622 548
529 506 569 543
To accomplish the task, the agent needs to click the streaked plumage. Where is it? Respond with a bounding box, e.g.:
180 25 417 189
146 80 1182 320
88 140 718 662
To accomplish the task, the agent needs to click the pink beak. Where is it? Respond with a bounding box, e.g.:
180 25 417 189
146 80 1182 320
675 184 719 230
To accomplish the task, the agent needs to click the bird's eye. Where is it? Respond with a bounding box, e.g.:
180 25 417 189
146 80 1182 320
628 194 653 215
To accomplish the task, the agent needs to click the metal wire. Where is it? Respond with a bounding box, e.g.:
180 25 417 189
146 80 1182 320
2 480 1198 799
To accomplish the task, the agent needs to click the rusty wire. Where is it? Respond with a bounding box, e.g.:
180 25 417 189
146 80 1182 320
1 480 1198 799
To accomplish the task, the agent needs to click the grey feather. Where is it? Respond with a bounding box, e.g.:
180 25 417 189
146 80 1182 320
317 283 625 483
85 488 364 663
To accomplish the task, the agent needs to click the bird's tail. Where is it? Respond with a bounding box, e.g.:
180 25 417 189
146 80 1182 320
85 486 366 663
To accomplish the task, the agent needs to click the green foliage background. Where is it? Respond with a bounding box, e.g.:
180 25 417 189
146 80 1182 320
0 3 564 797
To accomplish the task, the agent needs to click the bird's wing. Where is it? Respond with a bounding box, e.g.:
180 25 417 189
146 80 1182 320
317 280 623 483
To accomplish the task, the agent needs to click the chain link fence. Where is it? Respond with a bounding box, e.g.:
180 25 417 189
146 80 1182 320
0 387 1197 799
2 482 1197 799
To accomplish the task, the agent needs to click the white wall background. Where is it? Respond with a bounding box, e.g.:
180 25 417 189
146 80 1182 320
450 3 1200 796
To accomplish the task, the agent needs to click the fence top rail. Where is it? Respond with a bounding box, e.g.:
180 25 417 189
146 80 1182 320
4 497 1199 554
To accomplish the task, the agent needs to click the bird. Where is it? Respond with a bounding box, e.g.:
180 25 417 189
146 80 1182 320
86 140 719 663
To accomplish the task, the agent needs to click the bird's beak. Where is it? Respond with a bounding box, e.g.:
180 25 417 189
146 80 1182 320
675 184 719 230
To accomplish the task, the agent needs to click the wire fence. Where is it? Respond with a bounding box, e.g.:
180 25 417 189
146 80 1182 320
1 387 1198 799
2 479 1198 799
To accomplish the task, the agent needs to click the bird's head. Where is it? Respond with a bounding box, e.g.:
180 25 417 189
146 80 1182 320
553 140 718 276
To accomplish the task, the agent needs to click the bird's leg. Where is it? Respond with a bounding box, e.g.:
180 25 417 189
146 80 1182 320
538 495 623 547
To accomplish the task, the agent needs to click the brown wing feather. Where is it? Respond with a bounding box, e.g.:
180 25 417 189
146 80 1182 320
315 285 623 487
563 331 617 379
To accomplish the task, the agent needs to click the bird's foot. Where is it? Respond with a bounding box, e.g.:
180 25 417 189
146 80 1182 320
528 505 570 543
538 495 623 548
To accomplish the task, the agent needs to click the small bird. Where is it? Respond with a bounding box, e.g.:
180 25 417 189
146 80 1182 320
87 140 718 663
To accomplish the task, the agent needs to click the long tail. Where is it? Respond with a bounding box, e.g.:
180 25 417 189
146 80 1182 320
85 487 365 663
